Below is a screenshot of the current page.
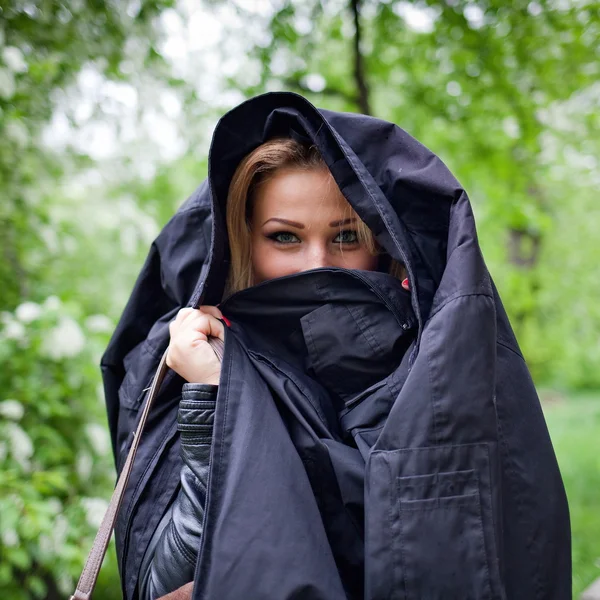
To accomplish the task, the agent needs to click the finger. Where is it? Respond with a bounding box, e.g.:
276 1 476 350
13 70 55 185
183 313 224 341
202 313 225 342
184 312 212 333
198 305 223 320
181 325 209 347
175 307 223 334
175 307 195 323
179 307 205 329
171 308 196 335
169 309 194 334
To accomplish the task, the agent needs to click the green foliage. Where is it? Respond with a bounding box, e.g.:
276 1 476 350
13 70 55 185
543 392 600 596
0 298 115 597
0 0 175 309
0 1 183 596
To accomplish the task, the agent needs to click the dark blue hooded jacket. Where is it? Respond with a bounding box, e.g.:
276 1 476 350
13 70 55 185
101 92 571 599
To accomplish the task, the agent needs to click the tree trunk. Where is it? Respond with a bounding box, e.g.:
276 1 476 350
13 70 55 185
350 0 372 115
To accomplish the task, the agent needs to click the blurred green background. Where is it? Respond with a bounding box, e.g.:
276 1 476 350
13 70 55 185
0 1 598 598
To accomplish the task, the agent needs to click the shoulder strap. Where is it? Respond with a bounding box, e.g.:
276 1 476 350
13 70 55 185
70 337 224 600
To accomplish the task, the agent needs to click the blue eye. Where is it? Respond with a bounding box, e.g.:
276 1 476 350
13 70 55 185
334 230 359 244
269 231 300 244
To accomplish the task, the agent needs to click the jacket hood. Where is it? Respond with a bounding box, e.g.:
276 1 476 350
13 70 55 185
193 91 484 337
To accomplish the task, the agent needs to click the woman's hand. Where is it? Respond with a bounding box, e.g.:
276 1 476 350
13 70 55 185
166 305 225 385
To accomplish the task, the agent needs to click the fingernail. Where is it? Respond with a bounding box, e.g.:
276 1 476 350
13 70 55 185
222 316 231 327
402 278 410 290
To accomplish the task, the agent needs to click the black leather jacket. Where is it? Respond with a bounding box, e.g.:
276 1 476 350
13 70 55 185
138 383 217 599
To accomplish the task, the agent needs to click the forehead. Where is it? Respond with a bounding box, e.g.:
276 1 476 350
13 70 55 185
252 168 351 220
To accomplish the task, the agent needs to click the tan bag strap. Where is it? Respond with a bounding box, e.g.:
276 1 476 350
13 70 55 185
69 337 224 600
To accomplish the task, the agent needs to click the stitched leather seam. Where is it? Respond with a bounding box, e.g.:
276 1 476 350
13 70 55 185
170 522 197 567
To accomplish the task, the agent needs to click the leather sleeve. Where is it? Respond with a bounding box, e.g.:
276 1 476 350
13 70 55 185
138 383 217 600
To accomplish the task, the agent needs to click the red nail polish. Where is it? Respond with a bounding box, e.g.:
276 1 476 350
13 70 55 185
222 316 231 327
402 278 410 290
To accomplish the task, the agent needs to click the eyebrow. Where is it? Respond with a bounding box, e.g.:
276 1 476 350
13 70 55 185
262 218 305 228
262 217 357 228
328 217 357 227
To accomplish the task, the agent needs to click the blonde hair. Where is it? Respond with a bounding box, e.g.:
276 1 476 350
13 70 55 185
225 138 406 294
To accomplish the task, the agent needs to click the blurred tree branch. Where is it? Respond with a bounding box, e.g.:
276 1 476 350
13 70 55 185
350 0 372 115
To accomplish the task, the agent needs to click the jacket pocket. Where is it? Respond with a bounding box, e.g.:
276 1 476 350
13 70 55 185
396 469 492 600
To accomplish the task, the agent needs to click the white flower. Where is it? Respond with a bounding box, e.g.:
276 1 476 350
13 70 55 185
15 301 42 323
2 46 27 73
39 534 53 556
0 399 24 420
42 295 62 311
0 67 15 100
4 120 29 148
85 423 110 456
4 422 33 470
120 224 138 256
57 572 74 596
1 529 18 547
76 452 93 479
51 514 68 553
96 383 105 405
81 497 108 528
85 314 113 333
7 493 23 510
39 226 60 253
503 117 521 139
302 73 326 93
41 316 86 359
46 498 62 515
2 318 25 341
139 216 159 245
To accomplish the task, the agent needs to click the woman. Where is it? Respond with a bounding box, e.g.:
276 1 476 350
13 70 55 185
139 137 412 598
102 92 571 600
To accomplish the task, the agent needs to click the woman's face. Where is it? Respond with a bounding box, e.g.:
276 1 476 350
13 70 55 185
250 167 378 284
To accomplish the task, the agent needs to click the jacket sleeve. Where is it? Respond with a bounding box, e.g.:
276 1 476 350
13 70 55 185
138 383 217 600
